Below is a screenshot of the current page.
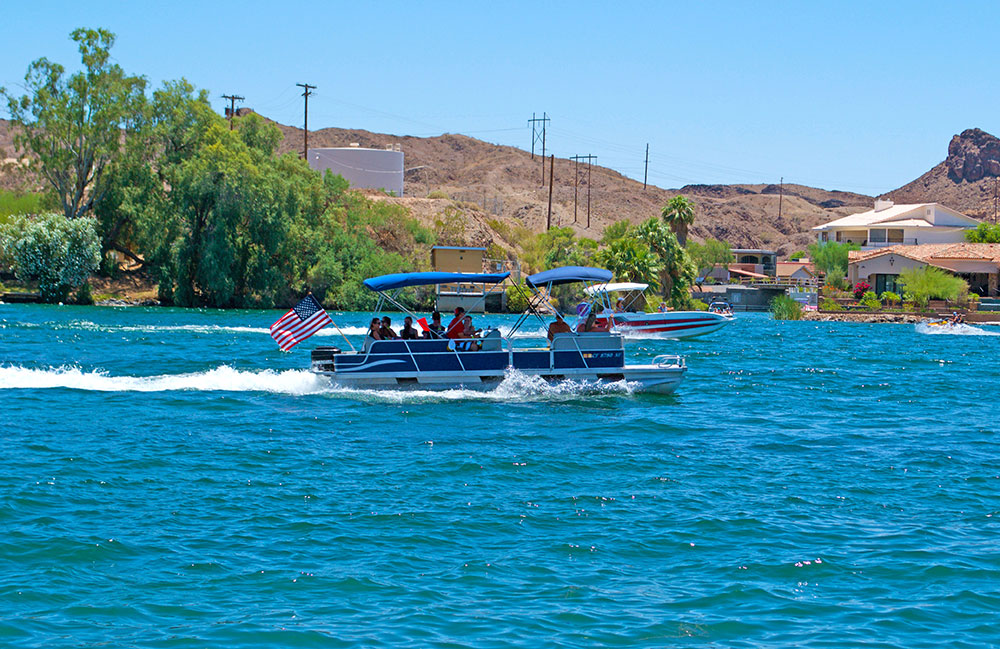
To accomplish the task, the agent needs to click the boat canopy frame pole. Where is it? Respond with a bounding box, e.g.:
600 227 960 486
371 283 509 339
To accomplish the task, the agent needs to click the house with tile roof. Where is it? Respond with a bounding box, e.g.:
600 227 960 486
847 243 1000 296
813 200 979 249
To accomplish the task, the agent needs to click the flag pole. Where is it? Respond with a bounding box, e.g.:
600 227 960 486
330 318 356 353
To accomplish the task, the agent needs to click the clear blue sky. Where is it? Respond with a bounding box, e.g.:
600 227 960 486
4 1 998 195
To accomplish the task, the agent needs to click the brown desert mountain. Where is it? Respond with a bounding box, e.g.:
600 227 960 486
4 114 1000 257
272 118 875 255
885 128 1000 221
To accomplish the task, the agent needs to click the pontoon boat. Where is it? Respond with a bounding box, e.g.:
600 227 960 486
310 268 687 394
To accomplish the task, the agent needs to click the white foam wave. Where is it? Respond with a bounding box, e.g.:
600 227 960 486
0 365 635 402
327 369 638 403
915 322 1000 337
0 365 329 395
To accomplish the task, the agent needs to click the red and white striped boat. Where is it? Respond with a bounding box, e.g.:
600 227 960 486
582 282 733 339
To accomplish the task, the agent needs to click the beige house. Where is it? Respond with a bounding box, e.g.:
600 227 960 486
814 200 979 249
776 261 817 282
848 244 1000 296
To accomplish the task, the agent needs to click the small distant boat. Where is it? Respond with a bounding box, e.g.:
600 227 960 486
582 282 733 339
310 267 687 394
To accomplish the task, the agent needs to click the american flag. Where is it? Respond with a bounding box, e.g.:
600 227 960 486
270 294 332 351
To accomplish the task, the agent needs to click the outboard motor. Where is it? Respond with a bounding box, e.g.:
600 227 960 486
310 346 342 372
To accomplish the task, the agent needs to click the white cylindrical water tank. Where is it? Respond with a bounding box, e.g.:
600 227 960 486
308 147 404 196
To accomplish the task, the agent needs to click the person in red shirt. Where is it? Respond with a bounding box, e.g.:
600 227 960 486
446 307 466 339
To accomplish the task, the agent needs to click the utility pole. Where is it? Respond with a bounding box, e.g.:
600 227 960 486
221 94 244 130
297 83 316 158
643 143 649 190
546 154 555 230
572 154 597 228
528 112 549 184
778 176 784 220
571 155 580 223
527 112 549 161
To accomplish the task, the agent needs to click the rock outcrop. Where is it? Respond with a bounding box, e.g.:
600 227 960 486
946 128 1000 182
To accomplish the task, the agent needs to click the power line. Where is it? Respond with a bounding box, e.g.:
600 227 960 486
221 94 244 130
296 83 316 159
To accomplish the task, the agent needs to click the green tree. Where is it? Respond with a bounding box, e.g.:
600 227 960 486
2 28 147 219
635 217 697 307
600 219 632 245
0 213 100 302
808 241 858 289
686 238 733 281
661 195 696 246
595 238 661 289
897 266 967 307
965 222 1000 243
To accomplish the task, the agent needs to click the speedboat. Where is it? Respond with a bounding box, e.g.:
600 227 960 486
582 282 733 339
310 267 687 394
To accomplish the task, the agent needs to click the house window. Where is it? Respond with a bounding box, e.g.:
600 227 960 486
874 274 900 294
887 229 904 243
869 229 886 243
821 232 829 242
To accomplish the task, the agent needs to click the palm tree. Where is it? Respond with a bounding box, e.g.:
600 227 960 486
594 239 661 289
661 195 695 247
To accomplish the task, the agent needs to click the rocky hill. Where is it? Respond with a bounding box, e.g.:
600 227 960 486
28 114 1000 257
272 119 874 255
886 128 1000 220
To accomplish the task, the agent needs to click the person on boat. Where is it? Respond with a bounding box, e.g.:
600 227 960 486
368 318 384 340
379 316 399 339
461 314 479 338
423 311 445 338
547 313 573 341
657 301 669 313
578 307 608 333
447 307 466 339
400 316 420 339
615 297 626 312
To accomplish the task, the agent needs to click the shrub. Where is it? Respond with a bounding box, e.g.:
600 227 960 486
859 290 881 310
789 250 806 261
427 190 449 199
505 281 531 313
879 291 901 307
897 266 967 307
770 294 803 320
853 281 872 300
0 213 100 302
819 297 842 311
689 298 708 311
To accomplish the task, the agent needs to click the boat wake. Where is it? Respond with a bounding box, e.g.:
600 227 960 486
0 365 636 401
915 322 1000 336
0 364 330 395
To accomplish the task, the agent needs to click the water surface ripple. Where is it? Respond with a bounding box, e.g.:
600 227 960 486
1 304 998 647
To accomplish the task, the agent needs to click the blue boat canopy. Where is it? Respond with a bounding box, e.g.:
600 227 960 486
363 271 511 292
526 266 613 288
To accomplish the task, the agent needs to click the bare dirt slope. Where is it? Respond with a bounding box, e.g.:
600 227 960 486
275 119 874 255
2 114 885 255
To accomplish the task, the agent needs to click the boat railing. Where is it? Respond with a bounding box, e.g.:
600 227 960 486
652 354 685 369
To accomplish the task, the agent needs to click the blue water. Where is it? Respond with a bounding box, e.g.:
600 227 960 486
2 304 999 648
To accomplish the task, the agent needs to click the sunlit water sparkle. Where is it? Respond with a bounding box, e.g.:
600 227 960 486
1 304 998 647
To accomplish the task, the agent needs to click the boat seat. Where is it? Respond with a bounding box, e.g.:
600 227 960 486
362 335 375 352
479 329 502 351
